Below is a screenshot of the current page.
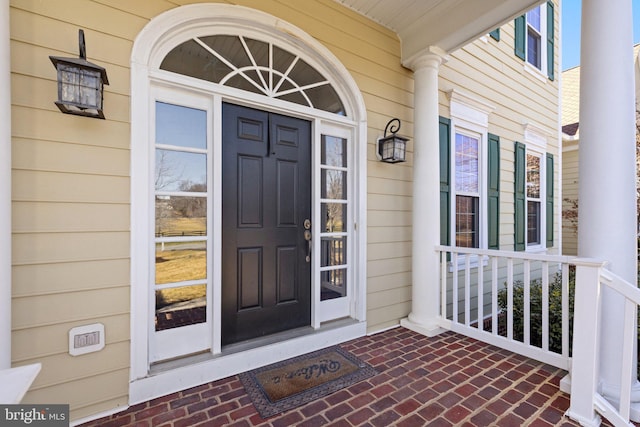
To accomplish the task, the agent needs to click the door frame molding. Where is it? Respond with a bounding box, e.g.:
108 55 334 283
130 3 368 403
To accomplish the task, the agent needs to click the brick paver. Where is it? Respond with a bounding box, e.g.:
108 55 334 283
80 327 597 426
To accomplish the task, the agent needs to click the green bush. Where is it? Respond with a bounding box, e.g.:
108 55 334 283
497 270 575 355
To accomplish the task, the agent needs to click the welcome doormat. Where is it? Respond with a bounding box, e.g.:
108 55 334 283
239 346 377 418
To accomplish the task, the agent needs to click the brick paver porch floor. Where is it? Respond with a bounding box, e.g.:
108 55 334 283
81 327 587 427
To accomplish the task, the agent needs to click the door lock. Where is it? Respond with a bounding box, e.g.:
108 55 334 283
304 220 312 262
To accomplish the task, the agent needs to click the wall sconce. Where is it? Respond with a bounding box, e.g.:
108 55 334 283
377 118 408 163
49 29 109 119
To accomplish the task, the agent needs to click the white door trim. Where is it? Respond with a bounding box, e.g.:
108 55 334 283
130 3 368 400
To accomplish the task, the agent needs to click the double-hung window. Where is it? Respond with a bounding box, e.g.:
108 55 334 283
454 132 481 248
515 2 555 80
526 152 542 246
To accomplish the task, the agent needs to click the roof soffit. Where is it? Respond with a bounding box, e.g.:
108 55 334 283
334 0 546 62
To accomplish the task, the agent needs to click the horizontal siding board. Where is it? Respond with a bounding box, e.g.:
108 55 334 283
12 170 130 203
12 106 130 149
367 301 411 333
367 226 411 244
367 272 411 293
12 287 130 329
13 138 130 177
12 231 130 266
368 242 411 260
12 259 130 298
367 257 411 278
368 286 411 310
13 202 129 233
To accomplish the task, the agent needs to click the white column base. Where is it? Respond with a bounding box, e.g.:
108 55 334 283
560 373 640 423
400 317 446 338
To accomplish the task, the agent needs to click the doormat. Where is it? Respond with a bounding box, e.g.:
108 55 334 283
238 346 377 418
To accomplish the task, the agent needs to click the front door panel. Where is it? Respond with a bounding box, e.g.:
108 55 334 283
222 103 311 345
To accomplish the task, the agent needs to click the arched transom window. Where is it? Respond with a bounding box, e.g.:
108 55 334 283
160 35 346 115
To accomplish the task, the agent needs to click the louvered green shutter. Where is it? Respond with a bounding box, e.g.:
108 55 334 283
489 28 500 41
514 15 526 60
488 134 500 250
546 153 554 248
439 117 451 246
514 142 526 251
547 1 555 81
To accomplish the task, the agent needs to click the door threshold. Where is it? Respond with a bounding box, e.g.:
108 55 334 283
132 318 365 405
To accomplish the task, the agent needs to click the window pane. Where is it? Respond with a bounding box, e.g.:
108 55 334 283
160 40 231 84
456 195 479 248
527 7 541 32
321 169 347 199
155 150 207 192
156 196 206 237
156 102 207 149
321 269 346 301
306 85 345 115
455 133 479 193
321 236 347 267
527 31 541 69
526 154 541 198
528 201 541 245
155 284 207 331
322 135 347 167
155 240 206 284
321 203 346 232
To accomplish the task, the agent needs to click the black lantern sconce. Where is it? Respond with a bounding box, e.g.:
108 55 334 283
377 118 408 163
49 29 109 119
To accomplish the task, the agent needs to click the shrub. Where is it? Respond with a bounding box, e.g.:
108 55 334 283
497 270 575 355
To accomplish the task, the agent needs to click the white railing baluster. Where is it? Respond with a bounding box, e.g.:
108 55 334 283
524 260 531 346
507 258 514 340
478 255 484 332
492 256 498 335
441 250 447 321
542 262 549 351
452 252 458 323
561 263 569 357
619 298 636 421
465 255 471 325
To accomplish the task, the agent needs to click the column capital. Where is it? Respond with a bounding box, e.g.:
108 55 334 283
402 46 450 71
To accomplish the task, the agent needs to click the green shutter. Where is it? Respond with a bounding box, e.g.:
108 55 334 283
547 1 555 80
439 116 451 246
488 134 500 250
514 15 526 60
546 153 554 248
514 142 526 251
489 28 500 41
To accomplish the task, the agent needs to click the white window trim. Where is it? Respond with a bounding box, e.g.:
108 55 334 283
129 3 368 406
523 5 548 79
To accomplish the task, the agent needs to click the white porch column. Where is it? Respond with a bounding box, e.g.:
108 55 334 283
578 0 638 412
0 0 12 370
401 47 448 337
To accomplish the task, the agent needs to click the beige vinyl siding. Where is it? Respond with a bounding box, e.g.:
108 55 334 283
562 144 580 255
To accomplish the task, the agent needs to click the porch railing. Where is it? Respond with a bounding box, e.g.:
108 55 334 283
434 246 638 427
567 262 639 427
435 246 574 371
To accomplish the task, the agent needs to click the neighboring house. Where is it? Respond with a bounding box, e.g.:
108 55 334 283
2 1 635 426
561 43 640 256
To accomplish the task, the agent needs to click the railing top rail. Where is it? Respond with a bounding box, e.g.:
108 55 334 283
435 245 576 263
600 269 640 306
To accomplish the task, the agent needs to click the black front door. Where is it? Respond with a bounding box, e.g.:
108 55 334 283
222 103 312 345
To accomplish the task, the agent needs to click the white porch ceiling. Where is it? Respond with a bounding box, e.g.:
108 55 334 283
333 0 546 65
